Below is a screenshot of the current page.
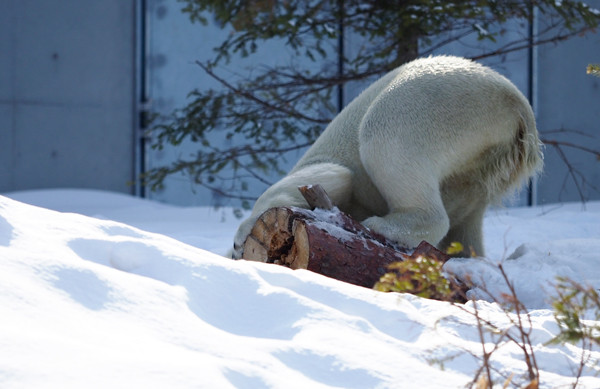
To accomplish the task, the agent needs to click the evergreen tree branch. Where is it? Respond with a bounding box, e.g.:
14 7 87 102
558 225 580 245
146 0 600 204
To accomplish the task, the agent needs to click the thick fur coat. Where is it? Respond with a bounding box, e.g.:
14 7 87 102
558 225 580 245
232 55 543 258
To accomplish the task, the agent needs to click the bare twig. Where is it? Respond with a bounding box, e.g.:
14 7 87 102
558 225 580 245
497 264 539 382
542 138 600 159
197 61 331 124
545 142 590 204
539 128 600 203
445 260 540 387
473 300 495 388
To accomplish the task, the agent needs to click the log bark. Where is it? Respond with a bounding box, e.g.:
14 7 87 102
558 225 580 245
243 205 407 287
242 185 452 289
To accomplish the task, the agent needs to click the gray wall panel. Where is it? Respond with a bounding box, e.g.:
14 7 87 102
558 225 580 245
0 0 13 101
13 1 131 105
1 0 135 194
12 104 132 191
536 29 600 203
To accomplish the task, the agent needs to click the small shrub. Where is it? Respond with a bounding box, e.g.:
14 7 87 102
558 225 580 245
550 277 600 345
374 255 454 300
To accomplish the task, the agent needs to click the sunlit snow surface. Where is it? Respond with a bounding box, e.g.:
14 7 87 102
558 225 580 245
1 189 599 388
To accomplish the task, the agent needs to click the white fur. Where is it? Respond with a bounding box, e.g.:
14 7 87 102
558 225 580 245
232 56 542 259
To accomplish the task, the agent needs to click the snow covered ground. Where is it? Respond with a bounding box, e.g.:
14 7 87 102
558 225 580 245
1 189 599 388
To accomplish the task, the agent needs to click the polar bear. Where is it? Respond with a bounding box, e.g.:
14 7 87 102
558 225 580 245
232 55 543 259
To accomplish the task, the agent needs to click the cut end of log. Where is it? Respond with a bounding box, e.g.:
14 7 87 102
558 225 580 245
243 207 296 264
241 206 312 270
243 235 268 262
285 221 310 269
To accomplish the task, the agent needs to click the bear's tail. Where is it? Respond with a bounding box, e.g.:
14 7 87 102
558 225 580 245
485 103 543 204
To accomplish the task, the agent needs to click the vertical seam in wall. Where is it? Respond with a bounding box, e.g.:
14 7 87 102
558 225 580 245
131 0 140 196
337 0 344 113
527 4 539 207
530 5 539 206
9 0 17 189
135 0 150 198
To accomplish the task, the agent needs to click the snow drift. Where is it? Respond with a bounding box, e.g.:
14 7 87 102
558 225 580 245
1 190 599 388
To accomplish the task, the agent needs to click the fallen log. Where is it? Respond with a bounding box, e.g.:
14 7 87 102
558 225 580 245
242 185 453 290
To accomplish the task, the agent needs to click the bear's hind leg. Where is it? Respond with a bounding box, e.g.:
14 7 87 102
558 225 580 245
439 204 486 258
361 191 450 249
358 144 450 248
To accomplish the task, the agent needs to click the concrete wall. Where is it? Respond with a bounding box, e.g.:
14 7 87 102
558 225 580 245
2 1 598 206
0 0 136 194
536 29 600 204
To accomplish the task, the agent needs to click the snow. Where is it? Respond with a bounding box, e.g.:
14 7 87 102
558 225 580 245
1 188 599 388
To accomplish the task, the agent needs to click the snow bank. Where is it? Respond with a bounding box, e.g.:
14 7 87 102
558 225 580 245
1 190 599 388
